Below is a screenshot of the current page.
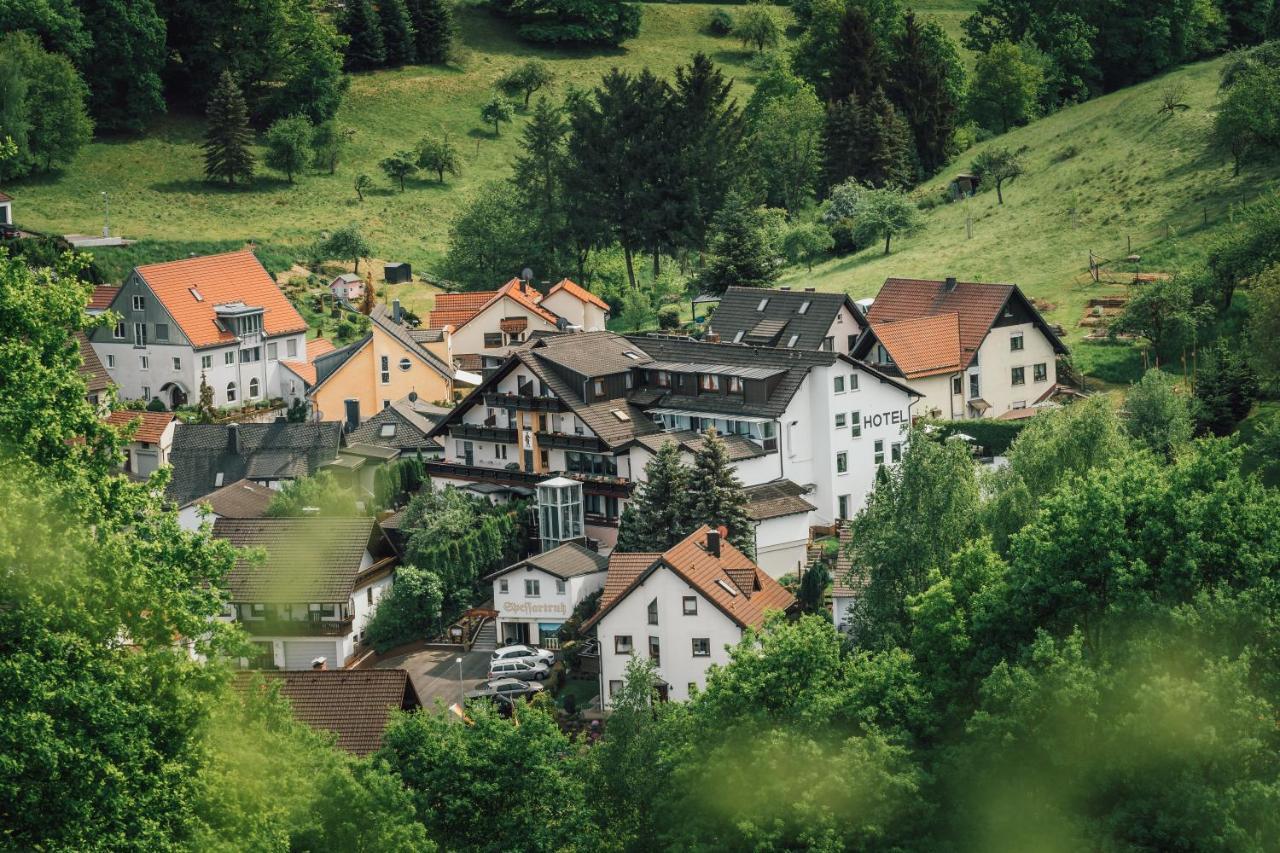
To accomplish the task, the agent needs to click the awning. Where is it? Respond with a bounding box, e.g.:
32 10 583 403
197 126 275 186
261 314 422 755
646 408 772 425
454 369 483 385
967 397 991 413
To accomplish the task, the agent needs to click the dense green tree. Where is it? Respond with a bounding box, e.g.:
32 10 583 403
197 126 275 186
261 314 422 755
970 145 1025 205
266 470 360 516
311 120 353 174
406 0 455 63
734 1 780 53
686 429 754 555
261 4 350 124
699 191 783 292
380 149 419 190
889 11 965 175
962 0 1097 104
264 113 312 182
826 3 887 103
1111 276 1210 359
745 83 825 212
824 88 914 191
1195 341 1259 436
821 180 920 254
783 220 834 270
340 0 387 70
416 134 462 182
441 180 530 289
0 0 90 63
380 0 418 65
0 33 92 177
969 40 1043 133
1246 262 1280 387
353 172 373 201
616 440 696 551
78 0 167 131
363 563 445 652
479 94 514 137
202 69 255 186
321 222 372 272
494 0 641 46
498 59 555 108
512 97 575 279
671 53 743 252
1204 192 1280 312
1123 368 1194 456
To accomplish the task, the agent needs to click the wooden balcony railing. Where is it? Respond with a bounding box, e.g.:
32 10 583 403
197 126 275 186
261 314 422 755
535 431 603 452
450 422 517 443
482 392 565 412
238 615 354 637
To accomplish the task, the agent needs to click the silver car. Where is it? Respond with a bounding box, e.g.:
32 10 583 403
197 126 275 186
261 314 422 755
490 644 556 667
488 658 551 681
466 677 546 702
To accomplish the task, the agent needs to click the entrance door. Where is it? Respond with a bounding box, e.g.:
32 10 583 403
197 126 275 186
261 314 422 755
503 622 529 645
168 385 187 408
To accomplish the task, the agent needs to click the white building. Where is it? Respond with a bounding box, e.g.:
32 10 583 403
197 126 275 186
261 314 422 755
484 541 609 648
852 277 1068 420
88 250 311 410
103 409 177 477
583 526 795 706
213 517 396 670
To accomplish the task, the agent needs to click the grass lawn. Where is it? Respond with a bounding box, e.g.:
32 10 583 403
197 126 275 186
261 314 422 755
555 676 599 711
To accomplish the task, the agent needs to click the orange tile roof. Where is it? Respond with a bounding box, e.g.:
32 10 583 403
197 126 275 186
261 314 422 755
134 250 306 349
104 409 175 444
548 278 610 311
870 314 962 378
429 290 498 328
88 285 119 311
997 406 1040 420
867 279 1015 367
584 527 795 631
307 337 335 359
280 361 316 385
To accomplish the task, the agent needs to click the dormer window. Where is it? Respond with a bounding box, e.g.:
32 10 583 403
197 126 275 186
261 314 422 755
654 370 670 388
756 298 769 312
699 374 720 392
728 376 743 393
623 350 643 360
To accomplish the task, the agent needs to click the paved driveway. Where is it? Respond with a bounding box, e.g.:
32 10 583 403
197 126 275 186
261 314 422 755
376 647 492 710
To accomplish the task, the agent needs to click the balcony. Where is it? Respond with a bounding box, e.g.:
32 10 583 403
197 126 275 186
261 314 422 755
450 422 517 443
238 615 354 637
426 460 633 498
536 431 603 452
482 392 565 412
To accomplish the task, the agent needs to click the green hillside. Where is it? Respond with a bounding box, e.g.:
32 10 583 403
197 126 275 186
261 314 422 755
779 54 1280 383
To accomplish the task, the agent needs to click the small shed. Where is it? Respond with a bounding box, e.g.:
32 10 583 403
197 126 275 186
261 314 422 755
948 173 981 201
329 272 364 302
384 262 412 284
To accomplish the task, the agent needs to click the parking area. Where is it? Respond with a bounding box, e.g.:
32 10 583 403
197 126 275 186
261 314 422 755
375 647 492 709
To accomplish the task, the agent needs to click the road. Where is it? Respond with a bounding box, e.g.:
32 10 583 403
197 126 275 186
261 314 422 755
376 647 492 710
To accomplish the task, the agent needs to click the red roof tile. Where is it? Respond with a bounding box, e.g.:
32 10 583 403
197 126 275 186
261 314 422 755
548 278 610 311
429 290 498 328
281 360 316 385
104 409 175 444
870 314 962 378
307 337 335 359
134 250 306 348
88 285 119 311
867 279 1015 367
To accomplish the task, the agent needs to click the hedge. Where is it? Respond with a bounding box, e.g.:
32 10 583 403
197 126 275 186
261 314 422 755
927 418 1027 456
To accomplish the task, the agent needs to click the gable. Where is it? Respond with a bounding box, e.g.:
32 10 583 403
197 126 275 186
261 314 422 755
88 272 193 348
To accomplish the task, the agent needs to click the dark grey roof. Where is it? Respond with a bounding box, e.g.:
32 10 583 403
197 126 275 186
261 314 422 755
520 347 660 447
484 542 608 581
166 422 342 504
346 404 442 452
213 517 390 603
707 286 865 350
626 335 837 419
368 303 454 378
313 337 368 387
743 479 816 521
533 330 652 377
180 478 275 517
645 360 787 381
631 429 768 462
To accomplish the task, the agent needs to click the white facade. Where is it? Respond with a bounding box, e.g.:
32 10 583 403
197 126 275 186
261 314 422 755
451 294 561 364
491 566 606 648
542 288 609 332
826 302 864 357
969 321 1058 418
751 514 810 579
596 564 742 707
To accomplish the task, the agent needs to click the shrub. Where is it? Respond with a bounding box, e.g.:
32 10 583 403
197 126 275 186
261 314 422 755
657 304 682 330
708 8 734 35
146 397 167 412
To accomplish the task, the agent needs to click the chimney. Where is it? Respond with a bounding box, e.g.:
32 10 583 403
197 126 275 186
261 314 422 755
804 287 816 292
779 286 790 291
226 422 241 455
392 299 402 324
311 656 327 671
706 528 721 558
343 399 360 433
706 332 720 344
944 276 957 292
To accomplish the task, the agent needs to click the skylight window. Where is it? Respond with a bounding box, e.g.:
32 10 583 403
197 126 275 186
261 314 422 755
189 287 204 302
715 579 739 597
623 350 643 360
732 330 745 343
612 409 631 422
214 472 224 487
379 423 397 438
786 335 799 348
756 298 770 312
798 300 811 315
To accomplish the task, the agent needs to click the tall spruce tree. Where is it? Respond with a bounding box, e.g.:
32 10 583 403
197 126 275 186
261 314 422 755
687 429 754 555
379 0 418 65
672 53 743 253
202 70 255 187
513 96 572 278
616 442 695 552
889 10 964 176
827 4 887 103
407 0 454 63
341 0 387 70
824 89 913 191
699 190 781 292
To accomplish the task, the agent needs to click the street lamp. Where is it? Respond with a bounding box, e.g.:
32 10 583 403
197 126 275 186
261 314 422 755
456 656 464 709
101 192 110 239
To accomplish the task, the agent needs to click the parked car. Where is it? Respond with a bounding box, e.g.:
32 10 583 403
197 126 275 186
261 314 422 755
490 644 556 667
488 658 550 682
466 677 545 703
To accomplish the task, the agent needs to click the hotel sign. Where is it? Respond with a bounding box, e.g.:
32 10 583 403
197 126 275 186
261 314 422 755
862 409 909 430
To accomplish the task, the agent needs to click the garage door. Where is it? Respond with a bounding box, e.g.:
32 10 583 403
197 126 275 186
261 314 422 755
136 450 160 476
283 639 338 670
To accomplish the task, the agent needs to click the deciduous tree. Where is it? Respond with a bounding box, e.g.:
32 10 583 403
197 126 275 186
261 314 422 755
321 222 372 272
498 59 555 108
77 0 166 131
971 145 1025 204
416 134 462 182
380 149 419 190
969 40 1043 133
734 1 779 53
264 113 312 182
479 94 514 137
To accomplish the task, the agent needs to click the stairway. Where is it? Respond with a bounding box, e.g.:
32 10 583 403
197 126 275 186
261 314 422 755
471 619 497 652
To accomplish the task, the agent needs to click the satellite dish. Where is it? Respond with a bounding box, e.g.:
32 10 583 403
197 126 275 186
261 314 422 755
407 391 418 402
521 267 533 282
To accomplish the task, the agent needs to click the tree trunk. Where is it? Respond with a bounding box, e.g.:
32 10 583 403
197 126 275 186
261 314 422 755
354 257 361 273
653 250 660 279
623 246 637 290
884 232 892 255
996 181 1004 205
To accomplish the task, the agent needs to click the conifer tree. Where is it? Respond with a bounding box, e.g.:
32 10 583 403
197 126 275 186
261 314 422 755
827 4 887 103
889 10 964 176
672 52 743 253
341 0 387 71
699 191 781 293
616 441 695 552
202 70 255 187
407 0 454 64
379 0 418 66
687 429 754 555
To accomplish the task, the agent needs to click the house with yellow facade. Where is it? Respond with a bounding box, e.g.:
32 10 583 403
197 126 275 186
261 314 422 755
288 302 456 423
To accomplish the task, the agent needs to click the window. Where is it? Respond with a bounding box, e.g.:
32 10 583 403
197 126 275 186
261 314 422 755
141 385 150 400
609 680 623 697
133 322 146 347
647 598 658 625
525 579 540 597
648 635 660 665
1034 362 1048 382
786 335 799 348
266 342 277 361
850 411 862 438
399 357 412 372
952 375 962 395
838 494 850 519
248 377 260 398
483 333 502 348
823 336 835 351
756 298 769 311
1010 332 1024 351
132 295 145 311
154 323 168 341
615 635 633 654
286 338 297 358
555 579 566 594
848 374 859 391
732 330 745 343
189 287 203 302
728 376 743 393
367 587 374 605
106 354 115 368
226 382 237 402
240 347 260 364
836 451 848 473
692 638 710 657
969 373 980 398
835 412 847 429
593 379 604 396
139 355 149 370
654 370 671 388
499 579 508 594
379 355 390 384
688 682 698 695
834 375 845 393
874 439 885 465
201 355 212 369
699 374 720 392
172 357 182 371
495 444 508 460
225 351 235 365
113 321 125 339
683 596 697 615
1011 366 1025 386
798 300 811 315
891 441 902 463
